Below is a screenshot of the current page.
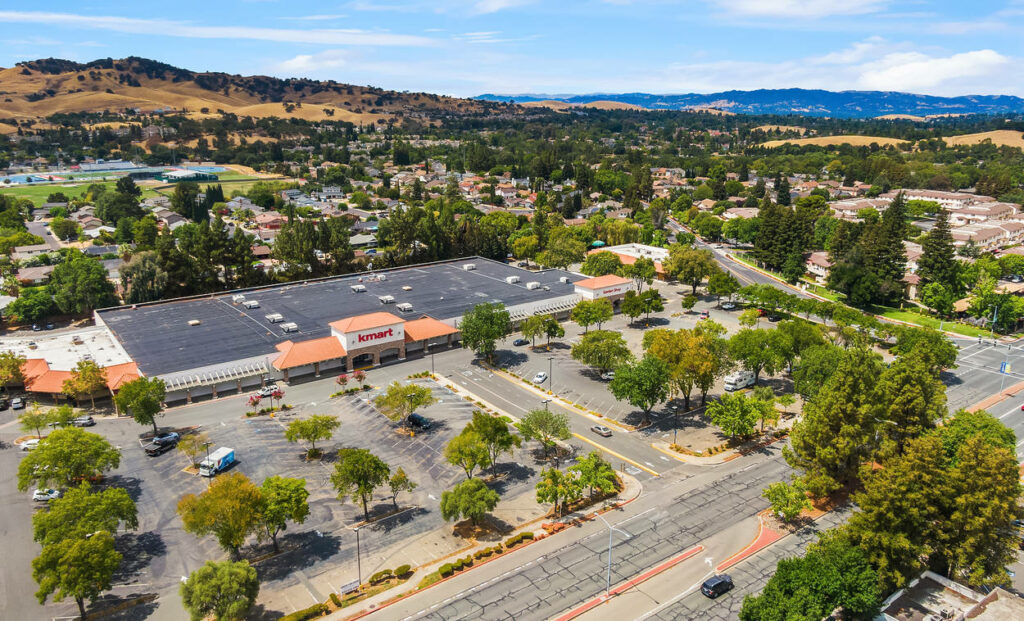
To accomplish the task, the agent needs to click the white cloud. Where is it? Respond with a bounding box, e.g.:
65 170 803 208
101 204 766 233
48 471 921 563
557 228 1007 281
707 0 888 18
0 11 434 47
857 49 1010 91
281 14 349 21
274 50 355 73
471 0 535 14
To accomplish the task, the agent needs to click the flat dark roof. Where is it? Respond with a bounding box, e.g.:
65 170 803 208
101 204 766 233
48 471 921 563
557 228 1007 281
99 258 581 376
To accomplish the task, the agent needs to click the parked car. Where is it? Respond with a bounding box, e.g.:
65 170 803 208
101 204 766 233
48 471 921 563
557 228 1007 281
31 324 41 332
11 397 25 410
0 398 8 411
21 438 40 451
721 300 737 310
32 488 62 502
600 371 615 381
723 370 756 391
152 432 180 446
45 323 55 330
407 413 432 430
699 310 710 319
144 442 174 457
72 416 95 427
513 338 529 346
591 425 612 437
256 385 279 398
532 371 548 384
700 574 734 599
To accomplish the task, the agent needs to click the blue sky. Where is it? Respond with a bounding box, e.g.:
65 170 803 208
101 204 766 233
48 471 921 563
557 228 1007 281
1 1 1023 97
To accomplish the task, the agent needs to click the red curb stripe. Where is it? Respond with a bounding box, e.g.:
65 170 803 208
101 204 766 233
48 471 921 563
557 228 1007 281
551 544 704 621
716 521 784 572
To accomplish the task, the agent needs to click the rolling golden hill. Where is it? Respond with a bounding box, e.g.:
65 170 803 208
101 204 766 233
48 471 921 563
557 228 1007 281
0 57 505 124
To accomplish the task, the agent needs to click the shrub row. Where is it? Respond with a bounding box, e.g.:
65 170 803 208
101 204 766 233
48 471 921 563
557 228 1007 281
504 532 534 548
278 602 328 621
438 555 475 577
407 371 433 379
474 545 502 560
395 564 412 577
369 569 393 584
329 593 342 607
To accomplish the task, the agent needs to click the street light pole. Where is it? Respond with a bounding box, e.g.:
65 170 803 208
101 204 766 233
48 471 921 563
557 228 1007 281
548 356 554 392
355 526 362 589
202 441 212 487
672 406 679 447
542 399 552 411
594 513 631 598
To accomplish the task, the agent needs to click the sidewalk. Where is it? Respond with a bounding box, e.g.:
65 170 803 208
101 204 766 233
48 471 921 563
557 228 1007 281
319 471 643 620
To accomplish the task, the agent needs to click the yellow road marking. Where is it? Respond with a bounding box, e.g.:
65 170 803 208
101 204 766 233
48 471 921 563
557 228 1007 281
573 433 660 477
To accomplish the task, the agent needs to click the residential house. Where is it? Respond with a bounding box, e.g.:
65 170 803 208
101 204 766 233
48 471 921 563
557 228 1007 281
11 244 52 261
805 252 831 284
254 212 287 230
16 265 54 285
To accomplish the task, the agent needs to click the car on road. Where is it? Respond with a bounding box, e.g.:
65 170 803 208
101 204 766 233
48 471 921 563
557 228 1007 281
45 322 55 330
72 415 95 427
699 310 710 320
32 488 62 502
513 338 530 346
256 385 279 398
600 371 615 381
31 324 42 331
721 300 737 310
11 397 25 410
532 371 548 384
21 438 40 451
407 413 432 430
700 574 734 599
144 441 175 456
152 432 180 446
591 425 612 437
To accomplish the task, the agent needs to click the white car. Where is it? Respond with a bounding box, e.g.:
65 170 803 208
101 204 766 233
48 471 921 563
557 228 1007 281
721 301 737 310
21 438 40 451
600 371 615 381
256 385 279 398
532 371 548 384
32 488 61 502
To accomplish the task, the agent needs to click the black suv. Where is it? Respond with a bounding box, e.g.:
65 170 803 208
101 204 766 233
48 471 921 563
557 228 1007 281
144 442 174 456
700 574 734 599
407 413 431 430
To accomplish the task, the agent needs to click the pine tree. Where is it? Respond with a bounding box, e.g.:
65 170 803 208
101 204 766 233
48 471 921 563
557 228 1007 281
776 176 791 206
875 192 908 302
917 208 960 296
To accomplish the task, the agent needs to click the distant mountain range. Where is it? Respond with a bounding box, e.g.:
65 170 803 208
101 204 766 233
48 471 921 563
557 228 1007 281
476 89 1024 118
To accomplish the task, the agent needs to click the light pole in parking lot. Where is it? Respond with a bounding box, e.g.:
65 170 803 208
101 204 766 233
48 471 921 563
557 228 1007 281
354 525 363 588
201 441 212 487
595 513 631 598
542 398 552 411
671 405 679 447
547 356 554 392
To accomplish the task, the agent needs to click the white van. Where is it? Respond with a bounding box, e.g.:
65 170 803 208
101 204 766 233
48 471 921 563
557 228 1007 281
723 370 755 391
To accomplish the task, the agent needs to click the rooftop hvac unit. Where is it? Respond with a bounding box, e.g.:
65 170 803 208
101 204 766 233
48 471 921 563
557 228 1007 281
505 276 520 284
188 319 201 326
243 300 260 309
351 284 367 293
231 294 246 304
396 302 413 312
526 281 541 290
281 322 299 333
379 295 395 304
265 313 284 323
559 276 569 283
463 263 477 271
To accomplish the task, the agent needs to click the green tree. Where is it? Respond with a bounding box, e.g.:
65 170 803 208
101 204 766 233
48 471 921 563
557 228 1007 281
519 314 546 348
873 354 946 455
258 476 309 552
331 448 391 521
728 328 780 384
580 251 623 276
283 414 340 457
535 468 583 516
389 467 417 508
47 403 77 428
917 208 960 296
180 560 260 621
444 430 490 479
50 216 81 241
609 355 670 426
19 404 50 438
643 328 711 411
785 348 883 497
792 344 844 400
440 478 500 527
536 227 586 269
48 250 117 315
459 302 512 363
620 257 656 293
113 376 166 436
511 234 539 266
178 472 263 558
178 431 210 469
570 298 613 333
664 244 717 294
171 181 203 221
920 282 953 317
33 485 138 546
62 359 108 411
738 308 760 327
18 428 121 491
372 381 436 423
707 270 740 305
0 342 26 385
620 290 645 325
935 408 1016 465
680 294 697 313
890 327 957 375
762 480 811 522
571 329 632 373
465 411 521 477
516 409 571 458
33 530 121 620
706 393 761 440
543 315 565 347
739 531 880 621
120 251 168 304
569 451 617 498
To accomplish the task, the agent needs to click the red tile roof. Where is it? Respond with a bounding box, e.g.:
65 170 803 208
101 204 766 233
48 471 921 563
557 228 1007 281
329 312 405 334
273 336 348 370
574 274 632 290
21 360 141 394
404 317 458 342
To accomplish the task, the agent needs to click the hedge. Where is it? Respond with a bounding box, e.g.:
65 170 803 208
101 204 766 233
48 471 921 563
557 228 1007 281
439 563 454 577
278 603 328 621
395 564 412 577
504 532 534 548
329 593 342 607
369 569 393 584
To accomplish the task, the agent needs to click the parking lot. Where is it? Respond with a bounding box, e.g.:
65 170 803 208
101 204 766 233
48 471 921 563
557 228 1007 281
0 371 550 619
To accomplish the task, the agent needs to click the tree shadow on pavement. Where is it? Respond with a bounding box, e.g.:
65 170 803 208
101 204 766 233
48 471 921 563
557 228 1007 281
486 462 536 495
114 531 166 580
368 506 427 533
253 531 342 582
247 604 288 621
102 474 145 503
88 593 159 621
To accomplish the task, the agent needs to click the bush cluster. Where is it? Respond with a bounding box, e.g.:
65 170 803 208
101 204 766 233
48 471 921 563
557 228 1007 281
278 602 328 621
395 564 412 577
504 532 534 548
369 569 394 584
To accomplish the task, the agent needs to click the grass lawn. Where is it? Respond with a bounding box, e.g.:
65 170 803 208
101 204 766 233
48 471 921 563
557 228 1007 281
1 180 163 206
876 307 991 338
